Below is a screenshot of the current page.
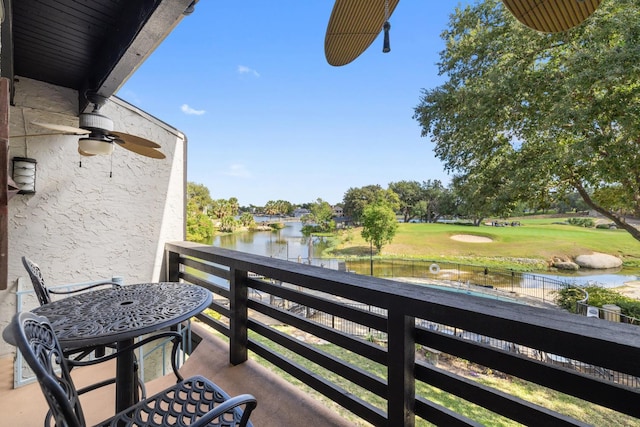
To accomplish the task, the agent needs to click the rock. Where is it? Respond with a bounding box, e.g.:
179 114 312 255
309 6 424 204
553 261 580 271
574 253 622 269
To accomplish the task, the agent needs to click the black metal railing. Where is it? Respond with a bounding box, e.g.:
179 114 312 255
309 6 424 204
345 258 569 304
165 242 640 427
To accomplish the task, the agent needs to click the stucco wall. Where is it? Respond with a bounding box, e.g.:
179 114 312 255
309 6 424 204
0 77 186 357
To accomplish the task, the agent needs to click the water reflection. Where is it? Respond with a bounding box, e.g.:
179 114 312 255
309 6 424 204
208 221 338 269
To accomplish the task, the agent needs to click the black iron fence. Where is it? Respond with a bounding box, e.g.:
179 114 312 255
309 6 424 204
345 259 568 304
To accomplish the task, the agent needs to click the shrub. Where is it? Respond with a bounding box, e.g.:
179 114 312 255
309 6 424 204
567 218 595 228
554 287 587 313
219 216 240 232
554 285 640 320
301 224 326 234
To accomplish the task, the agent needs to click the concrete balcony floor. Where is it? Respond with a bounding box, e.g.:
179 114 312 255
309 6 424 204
0 322 352 426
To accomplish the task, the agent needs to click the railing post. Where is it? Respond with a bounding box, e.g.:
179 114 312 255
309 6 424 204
387 306 415 427
511 271 515 292
165 248 181 282
230 267 249 365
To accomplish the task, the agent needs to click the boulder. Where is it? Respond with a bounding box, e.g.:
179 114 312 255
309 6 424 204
553 261 580 271
574 253 622 269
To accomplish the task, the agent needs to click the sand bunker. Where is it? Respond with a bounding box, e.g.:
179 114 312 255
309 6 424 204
450 234 493 243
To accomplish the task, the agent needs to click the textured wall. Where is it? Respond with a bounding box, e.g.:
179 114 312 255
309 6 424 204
0 77 186 357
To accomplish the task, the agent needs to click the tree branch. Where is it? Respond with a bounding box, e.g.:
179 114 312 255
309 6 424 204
573 181 640 242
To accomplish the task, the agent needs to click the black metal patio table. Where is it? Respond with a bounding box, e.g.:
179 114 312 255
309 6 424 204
30 282 212 413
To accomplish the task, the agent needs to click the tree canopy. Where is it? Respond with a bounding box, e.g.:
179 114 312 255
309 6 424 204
388 180 423 223
263 200 294 217
414 0 640 241
343 185 400 225
361 201 398 252
186 182 215 242
301 198 336 233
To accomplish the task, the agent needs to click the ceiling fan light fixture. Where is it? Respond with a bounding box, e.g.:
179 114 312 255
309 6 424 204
78 135 115 155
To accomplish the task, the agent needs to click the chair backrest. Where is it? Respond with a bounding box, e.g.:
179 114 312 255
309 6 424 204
22 256 51 306
6 311 86 427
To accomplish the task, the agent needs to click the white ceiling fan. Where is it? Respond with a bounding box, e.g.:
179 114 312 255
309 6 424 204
12 95 165 160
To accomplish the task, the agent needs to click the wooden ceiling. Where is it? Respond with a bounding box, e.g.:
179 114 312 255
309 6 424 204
501 0 602 33
4 0 195 112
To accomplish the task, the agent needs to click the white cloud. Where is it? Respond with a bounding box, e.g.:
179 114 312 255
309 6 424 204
180 104 206 115
222 163 252 178
237 65 260 77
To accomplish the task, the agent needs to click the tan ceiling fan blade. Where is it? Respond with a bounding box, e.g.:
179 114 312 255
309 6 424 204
114 138 166 159
10 132 82 138
325 0 400 66
109 131 161 148
78 147 96 156
501 0 602 33
31 121 90 135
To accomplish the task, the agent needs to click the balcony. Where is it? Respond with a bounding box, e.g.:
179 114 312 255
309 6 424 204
4 240 640 426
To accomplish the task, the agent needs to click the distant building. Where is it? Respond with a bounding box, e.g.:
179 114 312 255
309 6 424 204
332 206 343 217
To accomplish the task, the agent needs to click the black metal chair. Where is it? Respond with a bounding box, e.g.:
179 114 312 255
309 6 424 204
3 311 257 427
21 256 150 401
21 256 122 306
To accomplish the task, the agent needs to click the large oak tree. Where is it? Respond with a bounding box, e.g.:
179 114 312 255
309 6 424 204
414 0 640 241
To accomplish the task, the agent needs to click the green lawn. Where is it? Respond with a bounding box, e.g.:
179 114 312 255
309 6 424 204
328 218 640 270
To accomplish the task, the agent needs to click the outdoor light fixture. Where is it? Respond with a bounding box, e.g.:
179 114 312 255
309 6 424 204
78 135 115 155
12 157 37 194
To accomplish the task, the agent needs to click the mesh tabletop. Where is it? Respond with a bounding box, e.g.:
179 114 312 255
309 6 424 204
31 282 212 349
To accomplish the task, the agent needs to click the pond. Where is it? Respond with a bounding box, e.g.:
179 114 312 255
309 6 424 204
206 220 640 288
208 221 341 269
532 270 640 288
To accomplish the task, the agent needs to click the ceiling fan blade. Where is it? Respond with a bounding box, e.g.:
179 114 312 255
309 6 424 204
10 132 83 138
501 0 602 33
325 0 400 66
109 131 161 148
114 138 166 159
31 121 90 135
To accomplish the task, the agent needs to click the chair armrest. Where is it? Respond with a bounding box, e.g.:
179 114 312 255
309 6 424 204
68 331 184 381
48 280 121 295
191 393 257 427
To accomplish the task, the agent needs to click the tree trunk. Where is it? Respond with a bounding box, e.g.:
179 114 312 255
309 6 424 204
574 182 640 243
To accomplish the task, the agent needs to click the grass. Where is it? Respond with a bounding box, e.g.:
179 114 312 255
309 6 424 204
239 326 636 426
327 218 640 270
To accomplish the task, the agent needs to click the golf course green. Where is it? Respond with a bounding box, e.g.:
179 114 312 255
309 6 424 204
328 216 640 271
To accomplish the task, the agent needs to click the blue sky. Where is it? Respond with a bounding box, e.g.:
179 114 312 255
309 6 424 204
118 1 472 207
